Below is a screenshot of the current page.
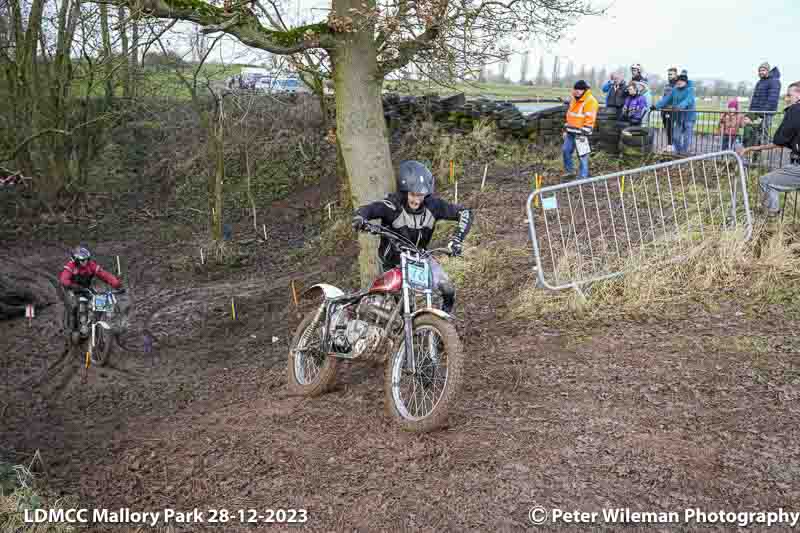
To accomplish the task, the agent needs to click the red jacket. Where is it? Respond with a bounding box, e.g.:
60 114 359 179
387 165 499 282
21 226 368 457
59 259 121 290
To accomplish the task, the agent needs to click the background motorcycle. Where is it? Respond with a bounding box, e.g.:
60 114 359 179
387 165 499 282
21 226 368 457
69 287 125 366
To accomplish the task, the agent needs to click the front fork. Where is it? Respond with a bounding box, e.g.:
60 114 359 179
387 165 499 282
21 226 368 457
89 320 97 358
402 257 416 373
400 256 439 372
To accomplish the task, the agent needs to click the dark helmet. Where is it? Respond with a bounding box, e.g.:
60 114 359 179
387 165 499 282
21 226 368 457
398 160 434 196
71 246 91 265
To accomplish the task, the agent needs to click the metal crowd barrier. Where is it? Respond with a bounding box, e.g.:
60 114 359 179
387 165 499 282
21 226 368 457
646 108 789 170
526 151 752 291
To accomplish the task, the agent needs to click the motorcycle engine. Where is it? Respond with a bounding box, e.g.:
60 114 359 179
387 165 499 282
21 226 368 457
328 297 390 357
329 306 352 352
345 319 382 357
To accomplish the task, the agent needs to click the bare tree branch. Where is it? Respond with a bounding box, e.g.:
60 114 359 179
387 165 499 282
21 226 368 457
105 0 335 54
0 115 111 164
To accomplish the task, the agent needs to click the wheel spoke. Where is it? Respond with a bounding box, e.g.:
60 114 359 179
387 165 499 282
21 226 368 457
294 319 326 385
391 325 451 421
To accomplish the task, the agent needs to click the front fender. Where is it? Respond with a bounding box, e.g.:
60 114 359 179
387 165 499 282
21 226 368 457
301 283 345 301
410 308 453 321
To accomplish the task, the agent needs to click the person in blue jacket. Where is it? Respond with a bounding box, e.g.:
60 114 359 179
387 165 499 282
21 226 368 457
748 63 782 152
654 73 696 155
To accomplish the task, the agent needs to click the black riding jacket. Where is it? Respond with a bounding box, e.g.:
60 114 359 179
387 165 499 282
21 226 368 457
774 101 800 162
356 192 473 268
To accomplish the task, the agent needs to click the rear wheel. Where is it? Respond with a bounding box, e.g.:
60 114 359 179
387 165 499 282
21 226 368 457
384 315 464 433
287 308 338 396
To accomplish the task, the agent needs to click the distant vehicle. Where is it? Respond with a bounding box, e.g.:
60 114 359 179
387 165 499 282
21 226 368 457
256 77 310 95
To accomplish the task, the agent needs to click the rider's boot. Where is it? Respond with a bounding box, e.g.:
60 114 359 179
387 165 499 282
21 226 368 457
440 282 456 314
441 293 455 314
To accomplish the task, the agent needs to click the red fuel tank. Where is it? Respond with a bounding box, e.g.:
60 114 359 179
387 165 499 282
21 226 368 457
369 268 402 293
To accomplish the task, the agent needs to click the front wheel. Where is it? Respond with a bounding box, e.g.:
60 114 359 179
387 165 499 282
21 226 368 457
91 325 113 366
287 307 338 396
384 315 464 433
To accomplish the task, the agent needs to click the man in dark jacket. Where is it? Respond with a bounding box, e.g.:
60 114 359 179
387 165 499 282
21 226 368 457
601 72 627 119
739 81 800 217
748 63 782 153
661 67 679 151
352 160 473 313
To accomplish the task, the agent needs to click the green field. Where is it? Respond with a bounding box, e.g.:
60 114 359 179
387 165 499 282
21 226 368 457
71 62 247 100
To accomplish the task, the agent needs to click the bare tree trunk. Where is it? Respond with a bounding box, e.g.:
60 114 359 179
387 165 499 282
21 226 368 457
44 0 81 200
243 143 257 232
10 0 46 177
100 4 113 104
129 20 138 98
118 7 129 98
332 0 394 285
208 96 224 248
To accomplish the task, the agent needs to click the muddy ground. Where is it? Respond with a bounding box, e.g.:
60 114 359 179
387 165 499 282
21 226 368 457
2 162 800 532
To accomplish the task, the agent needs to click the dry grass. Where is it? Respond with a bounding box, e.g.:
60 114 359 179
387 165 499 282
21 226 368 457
394 119 501 183
0 456 78 533
513 221 800 320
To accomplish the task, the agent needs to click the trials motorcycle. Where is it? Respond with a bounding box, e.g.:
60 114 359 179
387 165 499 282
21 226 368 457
288 222 464 433
69 287 125 366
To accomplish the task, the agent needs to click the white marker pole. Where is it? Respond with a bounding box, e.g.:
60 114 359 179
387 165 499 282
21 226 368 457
454 181 458 204
263 224 268 241
481 164 488 191
200 248 205 265
327 202 332 220
116 255 121 277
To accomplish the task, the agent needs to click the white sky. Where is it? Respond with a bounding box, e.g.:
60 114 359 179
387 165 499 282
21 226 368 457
207 0 799 87
513 0 799 86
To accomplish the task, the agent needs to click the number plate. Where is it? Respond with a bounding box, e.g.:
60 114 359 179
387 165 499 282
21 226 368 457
93 294 113 311
406 260 431 291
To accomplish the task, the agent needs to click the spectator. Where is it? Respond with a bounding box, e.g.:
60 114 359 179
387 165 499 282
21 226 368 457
621 82 649 125
562 80 599 180
718 98 751 151
661 67 679 152
654 73 696 155
739 81 800 218
630 63 653 108
748 62 782 158
602 72 627 119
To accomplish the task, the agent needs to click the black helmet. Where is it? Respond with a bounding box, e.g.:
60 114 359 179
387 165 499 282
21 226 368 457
398 160 434 196
71 246 91 265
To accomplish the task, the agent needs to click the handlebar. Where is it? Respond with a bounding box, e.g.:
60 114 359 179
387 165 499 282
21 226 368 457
75 287 126 296
360 222 456 258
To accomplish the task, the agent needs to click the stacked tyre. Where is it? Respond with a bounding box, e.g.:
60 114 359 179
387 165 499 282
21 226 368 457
532 104 567 143
620 126 654 157
593 109 627 155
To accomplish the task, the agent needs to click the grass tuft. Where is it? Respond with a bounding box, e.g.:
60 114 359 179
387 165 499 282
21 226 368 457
513 222 800 320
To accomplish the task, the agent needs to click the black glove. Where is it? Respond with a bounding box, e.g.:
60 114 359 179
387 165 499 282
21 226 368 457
352 215 366 232
447 238 463 256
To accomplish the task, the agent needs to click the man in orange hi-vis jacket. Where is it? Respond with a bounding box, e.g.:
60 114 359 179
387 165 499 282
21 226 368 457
562 80 599 180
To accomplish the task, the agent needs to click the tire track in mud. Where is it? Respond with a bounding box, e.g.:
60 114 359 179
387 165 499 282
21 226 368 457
4 244 319 403
139 268 324 346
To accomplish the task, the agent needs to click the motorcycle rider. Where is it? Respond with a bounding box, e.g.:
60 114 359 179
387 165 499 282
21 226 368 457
59 246 123 343
351 160 473 314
